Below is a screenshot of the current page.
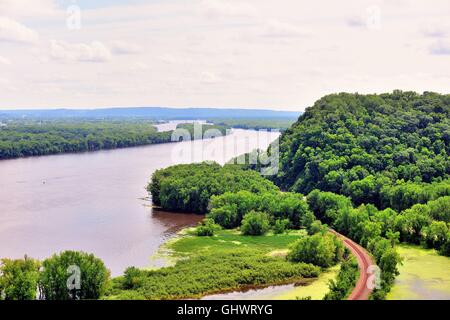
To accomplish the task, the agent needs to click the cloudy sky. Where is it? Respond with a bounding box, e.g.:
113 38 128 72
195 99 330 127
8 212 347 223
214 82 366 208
0 0 449 111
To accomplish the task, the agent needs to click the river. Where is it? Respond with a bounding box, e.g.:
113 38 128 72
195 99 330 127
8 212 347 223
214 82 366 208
0 126 279 276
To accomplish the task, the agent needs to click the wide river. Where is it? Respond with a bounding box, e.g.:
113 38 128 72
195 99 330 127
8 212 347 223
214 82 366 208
0 125 279 276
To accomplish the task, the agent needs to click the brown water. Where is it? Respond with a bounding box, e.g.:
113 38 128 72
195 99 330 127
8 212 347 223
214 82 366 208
0 129 279 276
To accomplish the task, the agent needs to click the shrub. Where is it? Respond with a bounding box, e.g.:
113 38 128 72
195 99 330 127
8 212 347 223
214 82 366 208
196 219 221 236
240 211 271 236
273 219 290 234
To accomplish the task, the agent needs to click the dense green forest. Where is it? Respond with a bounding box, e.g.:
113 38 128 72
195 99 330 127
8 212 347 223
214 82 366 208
0 120 227 160
149 162 279 213
271 91 450 207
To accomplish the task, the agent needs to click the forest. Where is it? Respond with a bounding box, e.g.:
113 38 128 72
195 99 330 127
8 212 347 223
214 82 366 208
0 120 227 160
271 91 450 206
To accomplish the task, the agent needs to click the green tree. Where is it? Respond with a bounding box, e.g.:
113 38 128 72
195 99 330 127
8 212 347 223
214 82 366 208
0 256 40 300
39 251 110 300
287 233 343 268
240 211 271 236
421 221 449 249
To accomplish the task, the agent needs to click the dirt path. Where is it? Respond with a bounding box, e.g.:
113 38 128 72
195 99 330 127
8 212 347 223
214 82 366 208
330 230 376 300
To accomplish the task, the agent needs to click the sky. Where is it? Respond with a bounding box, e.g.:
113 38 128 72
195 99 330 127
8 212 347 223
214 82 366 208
0 0 449 111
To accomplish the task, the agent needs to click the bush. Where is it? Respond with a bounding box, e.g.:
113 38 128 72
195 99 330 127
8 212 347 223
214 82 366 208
273 219 290 234
39 251 110 300
240 211 271 236
122 267 144 290
287 233 343 268
0 256 40 300
307 220 328 235
196 219 221 236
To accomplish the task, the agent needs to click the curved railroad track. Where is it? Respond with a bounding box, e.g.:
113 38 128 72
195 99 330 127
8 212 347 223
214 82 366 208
330 230 376 300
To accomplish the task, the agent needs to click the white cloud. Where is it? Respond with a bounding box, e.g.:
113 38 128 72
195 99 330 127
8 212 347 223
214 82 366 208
430 40 450 55
0 55 12 65
262 19 311 38
0 17 39 44
111 41 142 54
346 16 366 28
0 0 58 19
49 40 112 63
200 0 259 19
200 71 221 84
130 62 150 72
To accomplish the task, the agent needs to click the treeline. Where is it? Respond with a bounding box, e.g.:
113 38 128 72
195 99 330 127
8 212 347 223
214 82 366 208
0 251 109 300
271 91 450 208
0 120 228 160
149 163 279 214
209 118 296 131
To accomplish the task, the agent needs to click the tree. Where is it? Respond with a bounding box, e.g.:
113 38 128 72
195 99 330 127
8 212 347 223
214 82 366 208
421 221 449 249
39 251 110 300
428 196 450 222
240 211 271 236
209 204 238 229
0 256 40 300
395 204 432 243
287 233 343 268
307 220 327 235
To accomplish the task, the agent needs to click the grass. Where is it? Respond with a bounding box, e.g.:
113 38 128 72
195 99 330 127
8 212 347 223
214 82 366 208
275 265 341 300
165 229 307 258
387 244 450 300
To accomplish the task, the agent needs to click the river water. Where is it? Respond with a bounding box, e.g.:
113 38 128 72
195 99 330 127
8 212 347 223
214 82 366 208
0 127 279 276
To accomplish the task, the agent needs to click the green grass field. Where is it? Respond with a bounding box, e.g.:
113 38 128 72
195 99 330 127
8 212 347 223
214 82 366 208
164 229 307 258
387 244 450 300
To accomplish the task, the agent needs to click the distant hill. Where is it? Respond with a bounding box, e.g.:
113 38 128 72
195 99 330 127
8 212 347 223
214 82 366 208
0 107 300 120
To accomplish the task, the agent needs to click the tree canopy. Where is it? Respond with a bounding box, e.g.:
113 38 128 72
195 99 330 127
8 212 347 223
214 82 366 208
149 162 279 213
272 91 450 208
